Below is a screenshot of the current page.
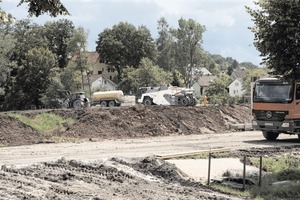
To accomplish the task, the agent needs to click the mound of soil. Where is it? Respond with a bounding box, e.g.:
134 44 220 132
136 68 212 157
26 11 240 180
0 157 241 200
0 104 252 147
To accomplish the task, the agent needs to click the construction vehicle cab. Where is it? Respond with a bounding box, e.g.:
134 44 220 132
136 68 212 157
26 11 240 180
252 77 300 140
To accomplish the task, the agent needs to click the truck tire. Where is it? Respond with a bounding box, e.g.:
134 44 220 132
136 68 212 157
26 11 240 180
73 100 82 109
108 100 115 107
143 97 153 106
179 97 188 106
100 101 107 107
262 131 279 141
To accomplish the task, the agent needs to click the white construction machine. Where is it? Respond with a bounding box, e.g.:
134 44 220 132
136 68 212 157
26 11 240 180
137 86 197 106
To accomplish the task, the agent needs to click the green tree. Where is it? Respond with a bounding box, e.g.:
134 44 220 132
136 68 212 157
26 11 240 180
44 19 75 69
66 26 89 90
205 73 233 104
119 58 172 94
156 17 175 72
247 1 300 80
0 0 69 22
4 47 57 110
96 22 156 82
171 18 206 88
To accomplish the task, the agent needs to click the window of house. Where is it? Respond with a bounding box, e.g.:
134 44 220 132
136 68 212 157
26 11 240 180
110 76 112 80
235 82 239 87
98 70 102 74
104 80 107 84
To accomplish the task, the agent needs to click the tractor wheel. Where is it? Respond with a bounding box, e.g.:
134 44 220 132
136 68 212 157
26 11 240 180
100 101 107 107
73 100 83 109
143 97 153 106
108 100 116 107
61 102 69 109
179 97 189 106
262 131 279 141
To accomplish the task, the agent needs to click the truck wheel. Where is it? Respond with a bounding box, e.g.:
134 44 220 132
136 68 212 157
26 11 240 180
179 97 188 106
73 100 82 109
108 100 115 107
298 134 300 140
262 131 279 141
143 97 153 106
100 101 107 107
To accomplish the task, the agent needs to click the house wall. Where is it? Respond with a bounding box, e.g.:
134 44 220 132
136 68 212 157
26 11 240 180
228 79 244 97
91 77 116 91
192 82 201 98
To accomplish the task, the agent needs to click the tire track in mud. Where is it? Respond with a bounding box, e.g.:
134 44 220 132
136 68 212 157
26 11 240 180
0 157 243 200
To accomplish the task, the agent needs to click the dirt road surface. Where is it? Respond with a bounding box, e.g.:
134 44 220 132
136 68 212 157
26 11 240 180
1 131 299 167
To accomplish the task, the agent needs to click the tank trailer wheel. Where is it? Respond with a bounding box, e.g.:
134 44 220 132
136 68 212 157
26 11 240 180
100 101 107 107
108 100 116 107
143 97 153 106
73 100 83 109
262 131 279 141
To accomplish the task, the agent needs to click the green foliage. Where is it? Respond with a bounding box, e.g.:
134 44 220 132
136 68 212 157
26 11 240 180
171 18 206 87
96 22 157 82
7 113 74 133
0 22 16 98
18 0 69 17
205 73 233 104
156 17 176 72
44 19 75 69
247 1 300 80
119 58 173 94
242 67 269 95
249 156 300 199
250 156 300 173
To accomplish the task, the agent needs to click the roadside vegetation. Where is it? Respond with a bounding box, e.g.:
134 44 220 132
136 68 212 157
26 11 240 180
6 113 74 133
209 155 300 200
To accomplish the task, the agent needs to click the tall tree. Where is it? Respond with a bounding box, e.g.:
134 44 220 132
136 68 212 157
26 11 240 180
44 19 75 69
96 22 157 82
171 18 206 88
67 26 89 90
247 0 300 80
156 17 175 72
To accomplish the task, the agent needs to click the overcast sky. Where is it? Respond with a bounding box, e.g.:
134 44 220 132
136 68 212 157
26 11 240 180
2 0 261 65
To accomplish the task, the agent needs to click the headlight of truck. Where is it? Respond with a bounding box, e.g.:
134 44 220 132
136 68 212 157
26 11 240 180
252 121 258 126
282 123 290 128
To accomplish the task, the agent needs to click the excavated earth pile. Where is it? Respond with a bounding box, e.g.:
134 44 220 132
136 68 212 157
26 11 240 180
0 157 243 200
0 104 252 146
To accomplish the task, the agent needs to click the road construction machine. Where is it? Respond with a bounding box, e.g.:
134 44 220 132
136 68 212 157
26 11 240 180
91 90 124 107
252 77 300 140
137 86 197 106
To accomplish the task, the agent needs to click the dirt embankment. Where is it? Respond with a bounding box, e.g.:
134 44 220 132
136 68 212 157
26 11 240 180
0 104 252 147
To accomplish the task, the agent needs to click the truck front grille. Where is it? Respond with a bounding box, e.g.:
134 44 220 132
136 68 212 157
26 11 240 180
253 110 288 121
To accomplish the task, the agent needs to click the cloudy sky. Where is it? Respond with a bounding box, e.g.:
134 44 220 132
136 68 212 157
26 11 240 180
2 0 261 65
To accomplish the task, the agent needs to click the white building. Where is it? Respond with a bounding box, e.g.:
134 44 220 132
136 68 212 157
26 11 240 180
228 78 245 97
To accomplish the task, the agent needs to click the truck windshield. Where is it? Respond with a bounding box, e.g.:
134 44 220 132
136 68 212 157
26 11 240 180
253 82 293 103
